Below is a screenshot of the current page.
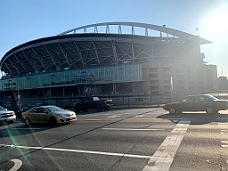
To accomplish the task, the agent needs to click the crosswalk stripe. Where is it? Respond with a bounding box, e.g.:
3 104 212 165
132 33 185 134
142 120 191 171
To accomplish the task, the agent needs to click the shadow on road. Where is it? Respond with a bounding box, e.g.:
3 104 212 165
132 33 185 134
157 112 228 125
0 121 69 138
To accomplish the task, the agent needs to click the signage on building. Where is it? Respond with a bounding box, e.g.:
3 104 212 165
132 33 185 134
159 63 183 68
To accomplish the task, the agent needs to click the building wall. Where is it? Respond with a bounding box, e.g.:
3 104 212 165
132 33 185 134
0 59 218 110
0 35 217 109
203 65 218 92
141 57 218 100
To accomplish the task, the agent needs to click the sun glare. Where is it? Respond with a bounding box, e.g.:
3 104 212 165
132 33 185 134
206 10 228 36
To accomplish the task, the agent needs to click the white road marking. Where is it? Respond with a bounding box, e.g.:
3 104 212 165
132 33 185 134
220 126 228 129
136 115 146 118
107 114 122 118
218 123 228 125
0 144 151 159
3 125 41 130
102 128 165 131
79 113 107 117
9 159 22 171
218 122 228 169
142 120 191 171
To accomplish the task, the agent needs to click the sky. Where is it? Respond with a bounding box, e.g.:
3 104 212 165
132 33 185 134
1 0 228 76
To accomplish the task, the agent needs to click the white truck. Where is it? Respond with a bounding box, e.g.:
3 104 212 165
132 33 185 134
0 106 16 124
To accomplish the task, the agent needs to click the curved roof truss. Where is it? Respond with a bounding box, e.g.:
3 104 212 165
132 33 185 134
58 22 211 44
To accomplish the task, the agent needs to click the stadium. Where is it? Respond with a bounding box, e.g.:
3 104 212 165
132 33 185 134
0 22 217 110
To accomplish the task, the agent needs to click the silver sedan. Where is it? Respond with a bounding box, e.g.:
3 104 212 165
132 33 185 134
21 105 77 126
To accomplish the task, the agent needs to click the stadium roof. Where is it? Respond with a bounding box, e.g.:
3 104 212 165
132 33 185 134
0 22 212 77
58 22 211 44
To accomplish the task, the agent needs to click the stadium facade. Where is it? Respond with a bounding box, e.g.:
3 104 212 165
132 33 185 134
0 22 217 110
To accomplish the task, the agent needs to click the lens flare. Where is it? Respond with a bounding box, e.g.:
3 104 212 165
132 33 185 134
206 10 228 36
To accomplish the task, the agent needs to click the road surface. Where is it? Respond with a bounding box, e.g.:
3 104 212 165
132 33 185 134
1 108 228 171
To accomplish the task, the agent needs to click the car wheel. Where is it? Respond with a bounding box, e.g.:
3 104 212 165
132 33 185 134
206 107 215 114
104 107 109 111
49 117 57 126
169 107 176 114
25 118 31 126
96 107 102 112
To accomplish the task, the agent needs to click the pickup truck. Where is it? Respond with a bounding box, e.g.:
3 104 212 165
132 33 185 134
163 94 228 114
74 97 113 112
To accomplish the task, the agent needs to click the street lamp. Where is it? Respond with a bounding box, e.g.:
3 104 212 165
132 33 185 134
163 24 173 102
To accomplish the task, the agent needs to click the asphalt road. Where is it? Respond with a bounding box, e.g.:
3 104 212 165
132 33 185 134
1 108 228 171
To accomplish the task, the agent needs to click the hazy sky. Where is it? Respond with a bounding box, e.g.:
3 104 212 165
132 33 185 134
1 0 228 76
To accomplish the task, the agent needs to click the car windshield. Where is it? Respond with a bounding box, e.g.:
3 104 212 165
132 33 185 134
46 106 63 112
183 97 193 102
207 94 219 101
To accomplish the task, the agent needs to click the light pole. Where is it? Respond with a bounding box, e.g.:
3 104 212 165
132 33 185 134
170 65 173 102
163 24 173 102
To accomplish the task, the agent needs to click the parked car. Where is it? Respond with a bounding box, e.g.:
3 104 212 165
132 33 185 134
163 94 228 114
21 105 77 126
74 96 113 112
0 106 16 124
